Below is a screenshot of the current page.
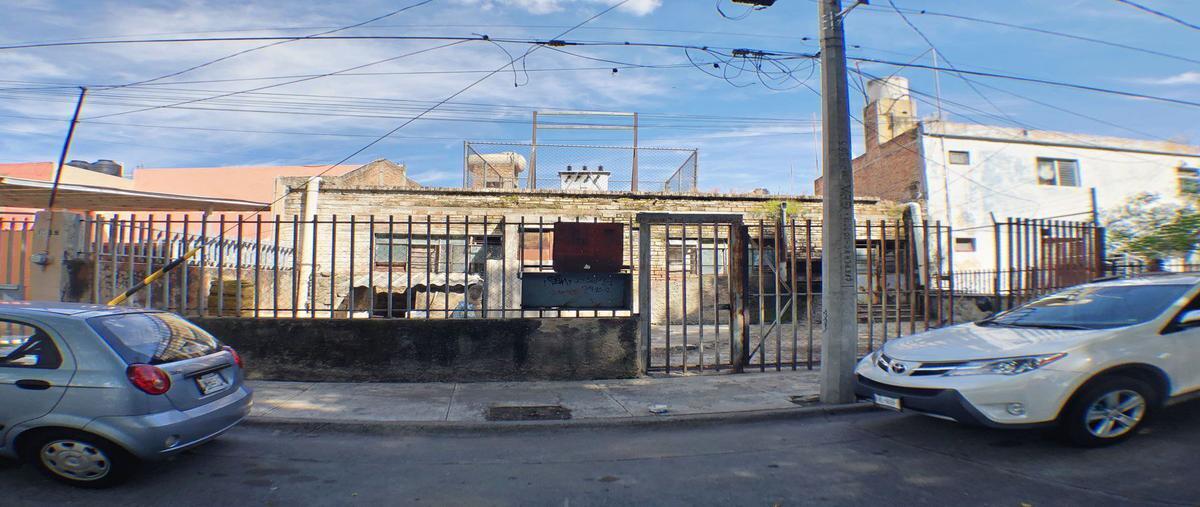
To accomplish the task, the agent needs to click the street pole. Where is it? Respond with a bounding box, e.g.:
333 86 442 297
818 0 858 404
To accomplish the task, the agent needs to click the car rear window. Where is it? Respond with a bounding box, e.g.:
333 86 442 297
88 312 221 364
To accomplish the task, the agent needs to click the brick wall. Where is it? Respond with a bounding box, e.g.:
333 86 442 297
816 128 924 203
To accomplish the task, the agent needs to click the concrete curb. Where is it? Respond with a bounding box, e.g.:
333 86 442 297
242 401 877 434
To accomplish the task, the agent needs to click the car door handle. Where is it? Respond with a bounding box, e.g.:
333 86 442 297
15 379 52 390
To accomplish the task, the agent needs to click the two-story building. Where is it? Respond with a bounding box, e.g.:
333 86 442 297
817 77 1200 272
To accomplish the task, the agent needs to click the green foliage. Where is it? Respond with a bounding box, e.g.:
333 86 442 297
756 200 806 220
1105 193 1200 263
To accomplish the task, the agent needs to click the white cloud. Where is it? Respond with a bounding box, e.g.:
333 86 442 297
1139 71 1200 86
453 0 661 16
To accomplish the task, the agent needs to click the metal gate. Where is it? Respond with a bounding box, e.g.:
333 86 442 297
638 211 958 375
638 213 748 374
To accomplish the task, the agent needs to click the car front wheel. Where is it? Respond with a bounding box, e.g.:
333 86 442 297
1060 376 1156 447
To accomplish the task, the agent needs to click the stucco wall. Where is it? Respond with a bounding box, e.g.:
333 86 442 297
193 317 639 382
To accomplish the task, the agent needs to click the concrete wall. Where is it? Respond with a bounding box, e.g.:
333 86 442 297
192 317 639 382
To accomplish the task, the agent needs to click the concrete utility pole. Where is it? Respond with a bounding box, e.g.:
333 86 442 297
818 0 859 404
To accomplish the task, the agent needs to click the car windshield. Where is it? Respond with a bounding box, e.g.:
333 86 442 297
88 312 221 364
980 283 1192 330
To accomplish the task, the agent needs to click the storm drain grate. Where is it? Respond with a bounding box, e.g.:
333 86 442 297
486 404 573 421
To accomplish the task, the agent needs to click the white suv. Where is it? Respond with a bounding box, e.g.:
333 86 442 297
855 274 1200 446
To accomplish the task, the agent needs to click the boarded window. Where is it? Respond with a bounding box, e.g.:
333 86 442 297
948 151 970 165
1037 158 1080 187
954 238 977 252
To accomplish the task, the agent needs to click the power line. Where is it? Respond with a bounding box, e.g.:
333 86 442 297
1114 0 1200 31
223 0 633 225
848 56 1200 110
818 0 1200 66
84 40 469 120
885 0 1019 126
5 30 1197 110
109 0 437 89
0 23 817 48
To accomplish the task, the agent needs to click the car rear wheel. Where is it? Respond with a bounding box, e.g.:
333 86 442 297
1060 376 1156 447
22 429 137 488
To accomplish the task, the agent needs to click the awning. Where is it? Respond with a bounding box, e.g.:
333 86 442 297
0 176 268 212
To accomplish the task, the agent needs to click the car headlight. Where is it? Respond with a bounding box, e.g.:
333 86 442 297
944 353 1066 376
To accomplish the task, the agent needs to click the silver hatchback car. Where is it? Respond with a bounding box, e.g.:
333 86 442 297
0 302 252 487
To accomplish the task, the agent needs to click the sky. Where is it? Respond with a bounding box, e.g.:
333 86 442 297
1 0 1198 195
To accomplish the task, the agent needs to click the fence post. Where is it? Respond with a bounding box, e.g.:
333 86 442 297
637 216 652 373
993 221 1002 311
730 221 750 373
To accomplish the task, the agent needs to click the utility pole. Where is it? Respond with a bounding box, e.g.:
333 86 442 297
818 0 858 404
46 87 88 212
38 86 88 261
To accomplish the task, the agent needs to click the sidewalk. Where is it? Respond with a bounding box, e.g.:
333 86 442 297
246 370 868 429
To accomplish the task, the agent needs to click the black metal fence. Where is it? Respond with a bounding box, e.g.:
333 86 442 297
80 214 969 373
952 218 1103 311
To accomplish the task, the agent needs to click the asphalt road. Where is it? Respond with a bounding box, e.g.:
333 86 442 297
4 401 1199 506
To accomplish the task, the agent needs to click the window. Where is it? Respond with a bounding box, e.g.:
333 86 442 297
0 321 62 369
667 239 728 274
88 312 219 365
374 235 410 268
954 237 977 252
983 284 1191 330
375 234 502 273
948 151 970 165
1036 158 1080 187
521 227 554 270
1179 166 1199 196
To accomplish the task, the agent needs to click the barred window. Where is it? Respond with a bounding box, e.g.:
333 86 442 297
1036 158 1080 187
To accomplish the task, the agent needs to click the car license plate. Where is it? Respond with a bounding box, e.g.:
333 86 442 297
196 372 228 395
874 394 902 411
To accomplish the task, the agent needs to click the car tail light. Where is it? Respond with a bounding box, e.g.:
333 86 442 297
127 364 171 395
224 346 243 369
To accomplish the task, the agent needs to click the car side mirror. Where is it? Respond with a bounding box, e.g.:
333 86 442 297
1180 310 1200 326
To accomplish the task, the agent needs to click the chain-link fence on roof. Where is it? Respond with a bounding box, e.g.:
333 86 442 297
463 141 698 193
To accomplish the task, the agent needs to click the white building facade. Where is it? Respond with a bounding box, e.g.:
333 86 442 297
824 77 1200 272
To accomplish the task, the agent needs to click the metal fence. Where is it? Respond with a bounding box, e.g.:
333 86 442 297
642 216 957 374
74 213 1015 373
0 214 34 300
82 215 294 315
464 141 699 192
952 218 1102 310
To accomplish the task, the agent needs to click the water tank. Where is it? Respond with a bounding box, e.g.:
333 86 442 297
66 160 91 170
89 159 123 177
467 152 527 189
866 77 910 103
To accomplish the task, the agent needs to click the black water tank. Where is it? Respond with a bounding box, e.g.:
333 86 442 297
89 159 123 177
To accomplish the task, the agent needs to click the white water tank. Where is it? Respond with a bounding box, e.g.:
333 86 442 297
467 152 527 189
866 77 910 103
